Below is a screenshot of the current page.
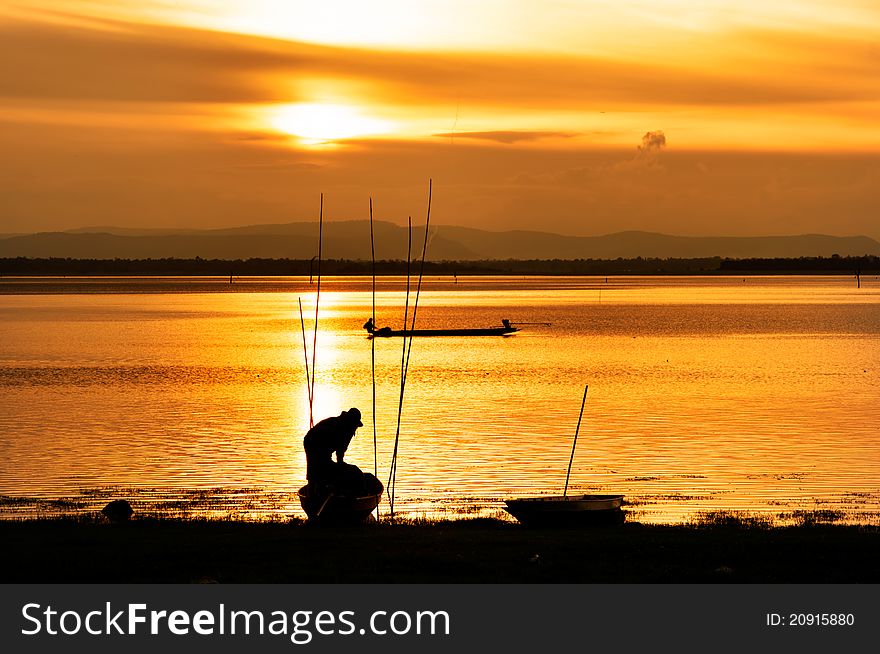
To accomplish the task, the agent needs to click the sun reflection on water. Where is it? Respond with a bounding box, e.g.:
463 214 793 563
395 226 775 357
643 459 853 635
0 276 878 524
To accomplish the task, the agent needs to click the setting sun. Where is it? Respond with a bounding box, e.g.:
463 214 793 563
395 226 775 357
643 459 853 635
271 103 392 144
3 0 880 235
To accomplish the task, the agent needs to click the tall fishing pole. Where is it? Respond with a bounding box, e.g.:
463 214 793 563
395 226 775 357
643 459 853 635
399 216 412 385
402 179 432 378
388 216 412 517
370 197 378 482
563 384 589 497
388 180 433 519
308 194 323 429
297 297 313 417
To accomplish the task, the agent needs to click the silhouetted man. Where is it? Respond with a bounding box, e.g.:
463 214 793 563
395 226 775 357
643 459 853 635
304 408 364 493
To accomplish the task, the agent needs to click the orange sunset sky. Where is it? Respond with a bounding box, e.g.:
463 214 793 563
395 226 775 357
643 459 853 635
1 1 879 238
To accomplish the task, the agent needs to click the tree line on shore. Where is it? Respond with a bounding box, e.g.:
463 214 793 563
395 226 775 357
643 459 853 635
1 255 877 277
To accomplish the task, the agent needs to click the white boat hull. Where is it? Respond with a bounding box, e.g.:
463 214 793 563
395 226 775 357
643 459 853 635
504 494 625 526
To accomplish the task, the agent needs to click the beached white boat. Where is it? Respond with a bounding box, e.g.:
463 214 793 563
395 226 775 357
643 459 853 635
504 494 625 526
505 386 626 526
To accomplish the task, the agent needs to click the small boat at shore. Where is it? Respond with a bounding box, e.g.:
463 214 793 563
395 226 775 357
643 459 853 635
503 494 625 527
364 318 518 338
505 385 626 526
298 475 384 525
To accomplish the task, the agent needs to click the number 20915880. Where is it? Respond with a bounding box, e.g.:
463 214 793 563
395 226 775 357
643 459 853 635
766 613 855 627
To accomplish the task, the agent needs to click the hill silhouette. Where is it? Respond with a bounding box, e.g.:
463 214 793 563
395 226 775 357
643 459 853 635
1 221 878 260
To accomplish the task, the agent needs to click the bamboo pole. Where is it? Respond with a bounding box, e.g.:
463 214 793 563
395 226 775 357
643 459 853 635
297 297 313 416
388 180 433 519
399 216 412 384
563 384 589 497
370 197 378 481
308 194 323 429
403 179 432 373
388 216 413 517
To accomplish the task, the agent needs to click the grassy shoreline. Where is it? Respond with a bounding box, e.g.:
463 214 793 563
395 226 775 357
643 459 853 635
3 516 878 583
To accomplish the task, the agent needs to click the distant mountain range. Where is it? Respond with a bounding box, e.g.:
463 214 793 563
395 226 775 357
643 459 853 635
2 221 878 260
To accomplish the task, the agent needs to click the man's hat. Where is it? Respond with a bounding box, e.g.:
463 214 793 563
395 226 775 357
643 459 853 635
345 408 363 427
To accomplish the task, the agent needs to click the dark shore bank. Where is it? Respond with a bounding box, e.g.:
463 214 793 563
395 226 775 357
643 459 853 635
2 517 877 583
2 255 878 277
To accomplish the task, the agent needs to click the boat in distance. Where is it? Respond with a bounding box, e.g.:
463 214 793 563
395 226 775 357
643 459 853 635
503 494 625 527
364 318 519 338
298 475 384 525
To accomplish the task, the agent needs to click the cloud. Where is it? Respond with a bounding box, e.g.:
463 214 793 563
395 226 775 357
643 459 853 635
431 130 577 144
638 131 666 152
233 159 324 170
2 13 879 109
510 130 670 186
233 131 295 142
0 15 306 103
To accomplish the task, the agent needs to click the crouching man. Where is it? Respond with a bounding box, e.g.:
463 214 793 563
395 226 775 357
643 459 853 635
304 407 366 496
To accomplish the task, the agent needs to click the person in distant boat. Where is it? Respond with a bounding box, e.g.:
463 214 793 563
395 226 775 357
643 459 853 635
363 318 392 336
304 408 364 494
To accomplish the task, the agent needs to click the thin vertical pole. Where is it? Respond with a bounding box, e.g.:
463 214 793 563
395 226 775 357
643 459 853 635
309 194 323 429
403 179 432 371
388 216 412 518
387 180 433 520
564 384 589 497
399 217 412 383
370 197 377 481
297 297 312 418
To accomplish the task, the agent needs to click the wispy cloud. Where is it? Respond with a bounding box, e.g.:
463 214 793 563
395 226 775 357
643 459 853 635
2 13 879 108
431 130 577 144
0 15 302 103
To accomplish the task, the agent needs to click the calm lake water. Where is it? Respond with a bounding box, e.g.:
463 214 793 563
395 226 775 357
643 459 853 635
1 275 878 524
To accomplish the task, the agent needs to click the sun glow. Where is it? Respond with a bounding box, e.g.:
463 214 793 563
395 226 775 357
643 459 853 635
271 103 392 145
